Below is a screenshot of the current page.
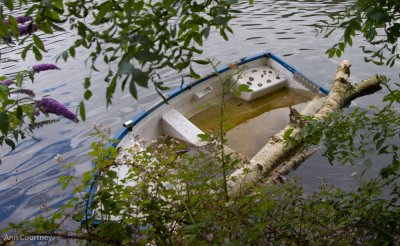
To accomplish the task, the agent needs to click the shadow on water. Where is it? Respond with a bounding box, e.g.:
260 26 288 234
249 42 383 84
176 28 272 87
0 0 398 226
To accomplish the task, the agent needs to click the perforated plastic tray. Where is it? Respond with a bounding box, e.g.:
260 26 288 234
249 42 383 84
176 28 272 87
232 65 289 101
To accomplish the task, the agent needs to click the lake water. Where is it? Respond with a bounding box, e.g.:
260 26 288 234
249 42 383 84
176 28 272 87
0 0 398 226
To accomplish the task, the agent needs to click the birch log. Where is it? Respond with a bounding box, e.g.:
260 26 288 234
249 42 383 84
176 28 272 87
228 60 382 196
266 147 319 184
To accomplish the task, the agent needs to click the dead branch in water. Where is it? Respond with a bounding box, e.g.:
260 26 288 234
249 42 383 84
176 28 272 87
228 60 383 196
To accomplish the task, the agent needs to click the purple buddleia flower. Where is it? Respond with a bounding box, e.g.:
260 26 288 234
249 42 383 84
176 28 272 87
18 23 38 36
3 16 32 24
35 98 79 123
32 64 61 73
10 89 35 97
0 80 13 86
15 16 32 24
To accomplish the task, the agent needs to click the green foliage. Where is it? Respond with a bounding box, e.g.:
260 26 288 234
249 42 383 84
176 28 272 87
0 72 36 150
0 0 241 105
1 1 400 244
287 94 400 169
316 0 400 66
2 64 399 245
1 125 399 245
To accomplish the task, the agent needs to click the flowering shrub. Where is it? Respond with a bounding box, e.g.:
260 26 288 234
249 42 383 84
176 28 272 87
0 80 13 86
32 64 60 73
3 16 32 24
0 64 78 151
17 23 38 36
35 98 79 123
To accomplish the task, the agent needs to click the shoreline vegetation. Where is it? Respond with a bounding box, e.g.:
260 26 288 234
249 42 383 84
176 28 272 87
0 0 399 244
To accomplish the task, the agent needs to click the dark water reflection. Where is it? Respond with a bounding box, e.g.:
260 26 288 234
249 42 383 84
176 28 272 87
0 0 398 226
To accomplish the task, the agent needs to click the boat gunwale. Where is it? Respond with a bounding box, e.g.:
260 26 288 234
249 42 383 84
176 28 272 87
82 50 328 224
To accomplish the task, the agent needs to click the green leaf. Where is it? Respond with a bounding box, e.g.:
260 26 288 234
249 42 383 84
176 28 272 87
21 43 33 60
12 130 19 142
3 0 14 10
193 59 209 65
154 82 169 91
129 78 137 98
16 106 23 121
84 90 92 100
84 77 91 89
335 49 342 57
338 42 345 51
237 84 252 93
0 112 9 135
373 133 381 141
131 69 149 87
79 101 86 121
203 27 210 39
376 138 385 150
32 35 45 51
118 60 134 75
5 138 15 150
69 46 76 58
32 46 43 61
92 2 112 24
220 29 228 41
106 76 117 105
327 48 335 58
283 128 295 140
189 66 200 79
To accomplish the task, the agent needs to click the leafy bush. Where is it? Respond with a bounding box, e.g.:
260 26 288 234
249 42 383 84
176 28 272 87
1 113 399 245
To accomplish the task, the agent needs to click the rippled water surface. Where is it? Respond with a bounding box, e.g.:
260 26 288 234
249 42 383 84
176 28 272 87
0 0 398 226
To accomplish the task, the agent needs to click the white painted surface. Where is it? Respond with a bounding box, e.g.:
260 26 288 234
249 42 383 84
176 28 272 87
232 65 289 101
161 106 205 146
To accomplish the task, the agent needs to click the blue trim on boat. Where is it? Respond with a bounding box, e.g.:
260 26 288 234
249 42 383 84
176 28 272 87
82 173 98 224
82 50 329 224
319 87 329 95
268 52 329 95
166 83 191 97
238 52 266 65
268 52 297 74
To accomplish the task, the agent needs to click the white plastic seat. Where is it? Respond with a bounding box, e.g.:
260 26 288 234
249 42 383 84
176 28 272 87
231 65 289 101
161 106 205 146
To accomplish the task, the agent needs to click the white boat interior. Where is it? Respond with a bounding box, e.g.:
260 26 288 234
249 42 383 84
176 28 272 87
117 56 324 160
89 54 327 221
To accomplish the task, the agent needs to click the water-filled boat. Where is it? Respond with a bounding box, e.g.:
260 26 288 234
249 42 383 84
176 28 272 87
84 51 328 222
117 51 327 156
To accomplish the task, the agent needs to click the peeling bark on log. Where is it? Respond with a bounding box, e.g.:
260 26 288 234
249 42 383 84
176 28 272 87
228 60 383 196
266 147 319 185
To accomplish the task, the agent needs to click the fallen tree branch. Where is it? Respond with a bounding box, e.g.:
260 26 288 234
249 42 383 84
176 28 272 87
266 147 319 185
228 60 383 196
